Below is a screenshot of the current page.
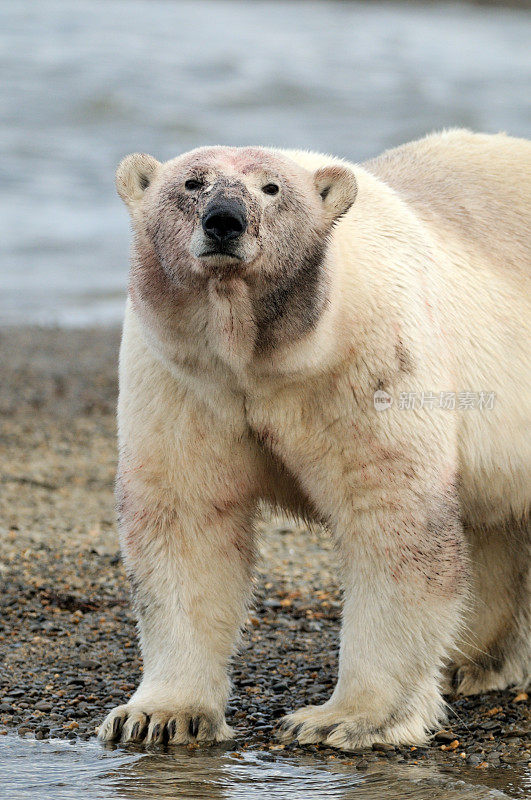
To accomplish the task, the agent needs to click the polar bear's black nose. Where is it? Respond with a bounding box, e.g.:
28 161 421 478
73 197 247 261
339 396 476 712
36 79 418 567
202 200 247 244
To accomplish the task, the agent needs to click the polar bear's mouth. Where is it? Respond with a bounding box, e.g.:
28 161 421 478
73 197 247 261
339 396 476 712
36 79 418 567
200 249 243 261
197 249 247 277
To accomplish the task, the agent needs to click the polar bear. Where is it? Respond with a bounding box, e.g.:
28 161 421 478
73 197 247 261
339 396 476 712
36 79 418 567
98 130 530 750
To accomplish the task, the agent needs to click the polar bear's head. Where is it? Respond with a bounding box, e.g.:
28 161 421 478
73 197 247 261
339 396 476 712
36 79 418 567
116 146 357 351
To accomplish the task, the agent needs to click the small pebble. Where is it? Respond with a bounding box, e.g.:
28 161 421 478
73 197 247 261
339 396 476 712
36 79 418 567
372 742 395 752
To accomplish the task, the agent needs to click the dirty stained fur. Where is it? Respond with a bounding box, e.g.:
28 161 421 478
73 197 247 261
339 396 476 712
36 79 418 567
98 130 530 750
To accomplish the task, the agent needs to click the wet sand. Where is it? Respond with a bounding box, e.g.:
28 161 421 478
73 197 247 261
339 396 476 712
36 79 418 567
0 326 529 789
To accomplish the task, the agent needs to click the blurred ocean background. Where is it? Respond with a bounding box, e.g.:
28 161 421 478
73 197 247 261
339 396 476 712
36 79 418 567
1 0 530 327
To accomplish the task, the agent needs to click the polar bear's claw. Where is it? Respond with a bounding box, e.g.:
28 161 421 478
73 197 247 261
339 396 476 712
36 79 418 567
98 704 234 746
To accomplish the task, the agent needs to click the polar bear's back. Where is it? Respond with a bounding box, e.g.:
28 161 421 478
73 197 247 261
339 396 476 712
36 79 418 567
364 128 530 279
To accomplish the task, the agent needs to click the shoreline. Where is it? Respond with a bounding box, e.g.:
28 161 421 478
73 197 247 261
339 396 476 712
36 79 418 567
0 326 529 790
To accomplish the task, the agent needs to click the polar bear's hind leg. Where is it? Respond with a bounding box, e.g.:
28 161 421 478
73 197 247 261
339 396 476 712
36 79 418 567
447 517 530 695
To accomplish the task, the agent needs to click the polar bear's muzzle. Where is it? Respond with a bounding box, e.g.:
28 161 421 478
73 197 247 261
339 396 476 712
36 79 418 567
190 192 259 270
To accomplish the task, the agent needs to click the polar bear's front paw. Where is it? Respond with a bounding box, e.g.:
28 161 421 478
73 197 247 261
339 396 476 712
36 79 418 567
276 703 430 750
98 703 234 746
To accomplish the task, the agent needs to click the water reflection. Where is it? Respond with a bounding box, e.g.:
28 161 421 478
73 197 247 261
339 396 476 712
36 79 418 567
1 735 527 800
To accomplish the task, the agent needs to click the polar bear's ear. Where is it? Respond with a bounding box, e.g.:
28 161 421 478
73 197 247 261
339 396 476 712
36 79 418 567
314 165 358 222
116 153 160 208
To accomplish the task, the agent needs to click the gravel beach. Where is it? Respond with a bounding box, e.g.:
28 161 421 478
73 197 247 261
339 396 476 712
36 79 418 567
0 327 529 782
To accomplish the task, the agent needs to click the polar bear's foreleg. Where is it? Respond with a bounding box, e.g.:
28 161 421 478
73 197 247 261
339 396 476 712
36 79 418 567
98 471 257 745
278 485 467 748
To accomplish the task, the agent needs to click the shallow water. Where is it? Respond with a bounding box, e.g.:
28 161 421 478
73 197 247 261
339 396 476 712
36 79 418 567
1 735 529 800
1 0 530 326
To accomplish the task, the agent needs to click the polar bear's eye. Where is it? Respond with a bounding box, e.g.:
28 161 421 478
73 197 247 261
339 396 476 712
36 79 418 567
262 183 279 196
185 179 204 191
